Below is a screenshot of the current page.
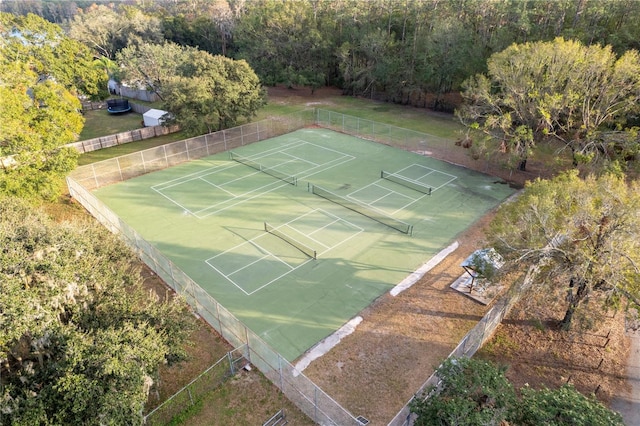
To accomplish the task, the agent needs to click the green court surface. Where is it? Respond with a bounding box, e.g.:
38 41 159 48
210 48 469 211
94 128 516 361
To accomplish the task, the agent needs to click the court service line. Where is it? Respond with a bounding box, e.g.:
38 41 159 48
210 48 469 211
154 139 305 190
198 176 237 197
195 181 290 218
282 223 330 250
282 151 319 167
151 187 196 216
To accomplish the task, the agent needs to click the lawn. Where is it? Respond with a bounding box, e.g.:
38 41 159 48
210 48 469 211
79 109 145 140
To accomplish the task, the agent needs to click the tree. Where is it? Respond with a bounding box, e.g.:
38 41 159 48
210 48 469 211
117 42 265 135
68 4 163 60
0 13 107 201
115 42 191 100
515 384 626 425
411 357 515 426
0 197 195 425
457 38 640 171
487 171 640 330
411 357 624 426
233 0 331 89
0 12 108 100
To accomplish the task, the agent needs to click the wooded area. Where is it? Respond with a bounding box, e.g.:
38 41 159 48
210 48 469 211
5 0 640 110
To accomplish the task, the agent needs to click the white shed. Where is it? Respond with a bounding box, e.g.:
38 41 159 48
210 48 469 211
143 109 169 127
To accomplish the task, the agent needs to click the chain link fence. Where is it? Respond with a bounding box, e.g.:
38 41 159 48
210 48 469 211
315 109 451 153
68 109 525 426
67 111 364 426
71 111 315 191
144 346 249 425
388 262 538 426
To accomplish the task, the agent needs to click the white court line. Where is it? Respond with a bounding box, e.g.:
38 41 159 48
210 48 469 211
198 176 237 197
195 154 356 218
390 241 459 296
397 163 459 181
201 169 260 191
151 187 197 216
281 223 330 250
347 182 420 217
429 176 458 192
153 139 304 190
194 181 289 218
282 151 319 167
151 162 237 191
206 209 364 295
206 239 297 295
153 140 356 219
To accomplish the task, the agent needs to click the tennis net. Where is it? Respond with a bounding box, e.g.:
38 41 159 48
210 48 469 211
309 184 413 235
381 170 432 195
230 151 297 186
264 222 317 259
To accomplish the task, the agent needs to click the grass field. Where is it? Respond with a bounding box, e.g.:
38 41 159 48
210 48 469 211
92 127 515 362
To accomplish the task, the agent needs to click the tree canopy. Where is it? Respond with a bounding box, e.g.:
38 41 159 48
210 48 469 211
68 4 163 60
487 171 640 330
0 197 195 425
117 42 265 135
411 357 624 426
0 13 107 200
457 38 640 171
8 0 640 112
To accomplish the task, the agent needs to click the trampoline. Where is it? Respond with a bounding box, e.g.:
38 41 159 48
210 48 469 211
107 99 131 114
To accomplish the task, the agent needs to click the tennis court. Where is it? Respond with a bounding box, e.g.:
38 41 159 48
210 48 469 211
94 127 515 361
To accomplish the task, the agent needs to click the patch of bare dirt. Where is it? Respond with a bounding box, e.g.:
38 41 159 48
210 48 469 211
477 304 629 404
181 369 315 426
303 215 494 424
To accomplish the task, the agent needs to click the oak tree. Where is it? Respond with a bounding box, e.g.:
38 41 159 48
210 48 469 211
411 357 624 425
0 197 195 425
0 13 106 200
457 38 640 171
117 42 265 135
488 171 640 330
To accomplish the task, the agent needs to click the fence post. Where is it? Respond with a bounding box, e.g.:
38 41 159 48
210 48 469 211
244 325 251 363
314 387 319 422
223 130 227 151
228 351 235 375
279 355 283 391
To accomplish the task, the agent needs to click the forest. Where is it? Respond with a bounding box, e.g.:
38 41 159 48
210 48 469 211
4 0 640 111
